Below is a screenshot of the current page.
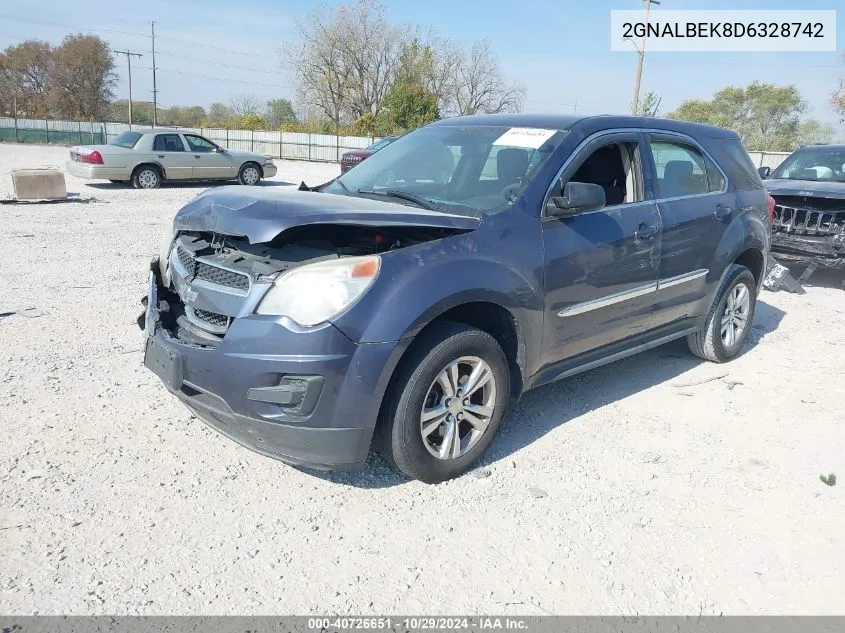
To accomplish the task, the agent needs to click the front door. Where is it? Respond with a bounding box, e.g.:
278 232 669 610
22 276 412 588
540 132 661 368
643 133 733 327
184 134 235 179
152 133 193 180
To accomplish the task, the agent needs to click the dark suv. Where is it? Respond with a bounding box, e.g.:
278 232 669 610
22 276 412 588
141 114 770 483
759 144 845 273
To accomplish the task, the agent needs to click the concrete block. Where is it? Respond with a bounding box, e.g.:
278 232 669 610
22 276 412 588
11 169 67 200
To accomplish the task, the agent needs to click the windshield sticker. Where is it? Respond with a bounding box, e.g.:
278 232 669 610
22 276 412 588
493 128 557 149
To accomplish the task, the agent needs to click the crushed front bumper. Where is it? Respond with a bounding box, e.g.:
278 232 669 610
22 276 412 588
139 259 399 470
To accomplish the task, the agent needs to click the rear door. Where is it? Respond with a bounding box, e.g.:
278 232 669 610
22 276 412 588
644 133 733 327
540 131 662 366
152 133 193 179
184 134 235 179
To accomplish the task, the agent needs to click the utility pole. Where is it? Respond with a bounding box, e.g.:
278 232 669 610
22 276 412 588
115 49 143 127
629 0 660 115
151 21 158 126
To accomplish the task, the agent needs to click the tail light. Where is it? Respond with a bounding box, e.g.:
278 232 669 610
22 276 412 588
766 194 775 224
80 150 104 165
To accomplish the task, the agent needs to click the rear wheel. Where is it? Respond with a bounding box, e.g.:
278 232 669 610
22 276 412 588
238 162 262 185
132 165 161 189
687 264 757 362
378 322 510 483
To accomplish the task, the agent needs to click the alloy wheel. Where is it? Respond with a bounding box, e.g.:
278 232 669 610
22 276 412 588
420 356 497 460
138 169 159 188
720 282 750 348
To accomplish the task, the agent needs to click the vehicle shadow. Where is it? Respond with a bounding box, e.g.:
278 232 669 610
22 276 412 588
785 264 844 291
306 299 786 489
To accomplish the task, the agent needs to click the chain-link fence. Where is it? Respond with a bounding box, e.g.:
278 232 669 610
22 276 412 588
0 117 376 163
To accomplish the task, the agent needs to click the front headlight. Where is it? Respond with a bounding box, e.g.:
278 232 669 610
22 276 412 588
255 255 380 326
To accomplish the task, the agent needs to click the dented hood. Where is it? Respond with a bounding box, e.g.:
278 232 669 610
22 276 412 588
173 185 481 243
764 179 845 200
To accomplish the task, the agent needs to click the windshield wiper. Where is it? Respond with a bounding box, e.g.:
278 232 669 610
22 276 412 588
356 189 439 211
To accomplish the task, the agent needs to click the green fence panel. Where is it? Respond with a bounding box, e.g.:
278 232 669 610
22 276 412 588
0 126 105 146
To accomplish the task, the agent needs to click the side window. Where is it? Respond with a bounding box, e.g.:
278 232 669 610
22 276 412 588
704 155 726 191
185 134 217 153
566 142 642 206
153 134 185 152
648 140 715 198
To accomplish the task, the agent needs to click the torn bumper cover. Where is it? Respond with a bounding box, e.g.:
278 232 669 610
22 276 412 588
139 258 396 470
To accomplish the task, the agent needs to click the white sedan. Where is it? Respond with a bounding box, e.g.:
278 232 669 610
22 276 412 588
65 129 277 189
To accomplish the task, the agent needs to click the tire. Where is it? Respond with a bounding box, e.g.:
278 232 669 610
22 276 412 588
687 264 757 362
238 162 262 185
132 165 161 189
378 322 510 483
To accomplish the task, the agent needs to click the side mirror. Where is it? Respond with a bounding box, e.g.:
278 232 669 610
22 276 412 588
758 166 771 179
548 181 606 217
215 146 227 154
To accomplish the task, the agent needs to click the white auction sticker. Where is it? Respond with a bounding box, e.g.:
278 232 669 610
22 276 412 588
610 10 836 52
493 128 557 149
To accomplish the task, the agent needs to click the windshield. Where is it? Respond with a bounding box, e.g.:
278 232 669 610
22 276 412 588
325 125 567 215
110 131 143 149
770 147 845 183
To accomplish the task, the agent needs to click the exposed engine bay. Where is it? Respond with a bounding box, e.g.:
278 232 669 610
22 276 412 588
154 223 469 348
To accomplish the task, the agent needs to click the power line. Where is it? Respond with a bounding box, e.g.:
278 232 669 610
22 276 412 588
154 50 282 75
0 14 147 38
136 66 290 90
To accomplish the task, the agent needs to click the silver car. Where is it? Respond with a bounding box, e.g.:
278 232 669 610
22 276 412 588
65 129 277 189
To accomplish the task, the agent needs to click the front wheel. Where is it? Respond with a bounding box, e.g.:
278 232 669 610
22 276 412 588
378 322 510 483
238 162 262 185
687 264 757 362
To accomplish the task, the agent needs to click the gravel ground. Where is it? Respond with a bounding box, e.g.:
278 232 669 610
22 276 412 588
1 142 844 615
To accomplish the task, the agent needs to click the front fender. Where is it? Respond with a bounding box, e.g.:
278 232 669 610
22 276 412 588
330 215 545 361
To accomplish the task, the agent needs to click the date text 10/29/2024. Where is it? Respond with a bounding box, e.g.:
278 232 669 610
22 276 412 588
307 618 528 630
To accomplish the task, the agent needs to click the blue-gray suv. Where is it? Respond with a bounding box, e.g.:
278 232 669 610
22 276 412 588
141 113 771 483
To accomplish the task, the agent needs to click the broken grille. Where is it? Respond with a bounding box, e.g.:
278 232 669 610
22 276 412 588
175 244 250 291
193 308 229 328
773 204 845 236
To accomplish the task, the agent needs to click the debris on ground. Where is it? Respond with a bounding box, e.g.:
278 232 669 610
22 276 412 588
763 255 806 294
0 307 45 319
820 473 837 487
529 487 548 499
672 373 729 388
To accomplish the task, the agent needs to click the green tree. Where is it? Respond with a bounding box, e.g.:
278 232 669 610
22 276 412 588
264 98 297 127
48 34 117 120
636 91 661 117
230 112 268 130
109 99 155 124
668 82 807 151
380 81 438 132
796 119 836 146
0 39 53 117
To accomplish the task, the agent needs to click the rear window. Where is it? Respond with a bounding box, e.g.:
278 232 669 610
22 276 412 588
721 139 762 187
110 131 142 149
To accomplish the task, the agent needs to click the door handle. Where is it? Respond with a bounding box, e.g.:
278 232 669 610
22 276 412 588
194 155 201 159
157 154 165 158
714 203 732 220
635 223 657 241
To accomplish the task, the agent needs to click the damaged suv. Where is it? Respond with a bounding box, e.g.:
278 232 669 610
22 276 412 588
141 113 770 483
761 144 845 274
